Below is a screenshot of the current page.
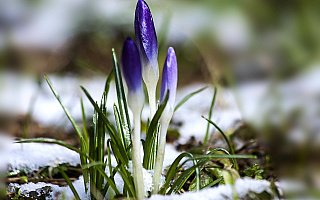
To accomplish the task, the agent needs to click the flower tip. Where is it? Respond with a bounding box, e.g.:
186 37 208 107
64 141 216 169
167 47 176 60
134 0 158 84
121 37 142 93
124 37 135 47
160 47 178 106
136 0 148 12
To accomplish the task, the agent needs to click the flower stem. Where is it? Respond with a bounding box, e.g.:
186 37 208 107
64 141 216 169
152 122 169 194
132 113 145 199
146 83 157 119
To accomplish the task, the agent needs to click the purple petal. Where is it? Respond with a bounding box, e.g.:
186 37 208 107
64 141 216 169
134 0 158 71
121 37 143 93
160 47 178 106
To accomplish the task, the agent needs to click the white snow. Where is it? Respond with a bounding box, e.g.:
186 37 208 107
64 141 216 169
0 134 13 175
8 182 61 198
0 72 117 129
148 178 271 200
7 142 80 172
8 176 271 200
4 66 320 199
8 175 89 200
173 84 242 144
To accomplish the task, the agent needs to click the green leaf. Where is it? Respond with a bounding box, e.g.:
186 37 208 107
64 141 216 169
160 152 193 194
57 165 81 200
104 69 114 99
106 139 113 177
16 138 90 160
113 104 129 158
167 163 200 194
185 154 257 160
44 75 83 140
95 166 121 196
243 163 264 179
189 171 211 191
80 97 89 150
202 116 239 170
143 90 169 170
202 177 223 189
109 139 128 168
117 167 136 198
204 86 217 145
20 176 28 183
79 137 89 192
112 48 132 152
174 86 207 111
95 94 107 191
81 86 129 165
82 161 106 169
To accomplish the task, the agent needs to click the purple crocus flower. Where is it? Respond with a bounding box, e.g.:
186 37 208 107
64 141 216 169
122 37 145 199
121 37 143 94
160 47 178 109
153 47 177 194
134 0 159 84
121 37 145 113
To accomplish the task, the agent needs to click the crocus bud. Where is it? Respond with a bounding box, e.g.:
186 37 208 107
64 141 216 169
121 37 145 113
134 0 159 86
160 47 178 123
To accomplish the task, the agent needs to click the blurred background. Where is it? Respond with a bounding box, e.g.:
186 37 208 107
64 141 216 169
1 0 319 198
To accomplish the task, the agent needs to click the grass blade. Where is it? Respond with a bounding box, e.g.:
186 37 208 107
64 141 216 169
79 137 89 192
160 152 193 194
143 91 169 169
16 138 90 160
81 86 129 165
113 104 128 156
186 154 257 160
96 167 121 196
174 86 207 111
82 161 121 196
112 48 132 151
104 69 114 98
80 97 89 149
44 75 83 140
106 139 113 177
116 167 136 198
202 116 239 170
57 165 81 200
167 164 199 194
202 177 223 189
204 86 217 145
82 161 106 169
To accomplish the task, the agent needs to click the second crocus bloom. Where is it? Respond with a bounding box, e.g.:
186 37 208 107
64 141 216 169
121 37 145 113
121 37 145 199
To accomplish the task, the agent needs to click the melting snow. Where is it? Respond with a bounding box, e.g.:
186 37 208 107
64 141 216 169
7 143 80 173
148 178 271 200
4 66 320 199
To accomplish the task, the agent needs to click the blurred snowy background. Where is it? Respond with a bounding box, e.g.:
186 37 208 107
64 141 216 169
1 0 320 198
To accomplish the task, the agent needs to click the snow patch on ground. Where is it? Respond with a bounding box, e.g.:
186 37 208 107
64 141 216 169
7 143 80 172
4 67 320 199
149 178 271 200
8 176 89 200
8 177 271 200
